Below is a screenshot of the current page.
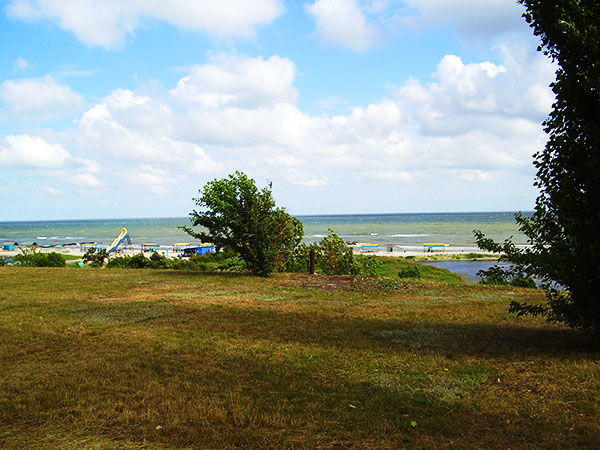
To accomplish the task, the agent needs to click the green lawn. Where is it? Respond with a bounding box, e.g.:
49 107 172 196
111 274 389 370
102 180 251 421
0 266 598 449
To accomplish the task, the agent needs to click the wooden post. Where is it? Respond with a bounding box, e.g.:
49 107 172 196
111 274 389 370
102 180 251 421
309 249 316 275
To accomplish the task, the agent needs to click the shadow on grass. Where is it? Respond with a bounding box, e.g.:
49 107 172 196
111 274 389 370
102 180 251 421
98 300 600 360
3 269 598 448
147 269 252 278
3 322 599 450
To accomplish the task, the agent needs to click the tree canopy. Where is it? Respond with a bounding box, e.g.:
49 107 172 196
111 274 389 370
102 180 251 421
476 0 600 334
182 172 303 276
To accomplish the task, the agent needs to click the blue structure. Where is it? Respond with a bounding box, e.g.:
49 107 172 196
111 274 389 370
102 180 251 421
423 243 447 252
182 244 215 257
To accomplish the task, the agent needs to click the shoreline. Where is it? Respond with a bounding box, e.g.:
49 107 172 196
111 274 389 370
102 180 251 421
0 245 499 261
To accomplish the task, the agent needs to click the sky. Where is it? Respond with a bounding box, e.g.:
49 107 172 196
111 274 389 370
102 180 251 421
0 0 557 220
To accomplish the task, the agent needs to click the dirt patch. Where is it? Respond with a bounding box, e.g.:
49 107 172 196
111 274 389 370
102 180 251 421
278 273 405 292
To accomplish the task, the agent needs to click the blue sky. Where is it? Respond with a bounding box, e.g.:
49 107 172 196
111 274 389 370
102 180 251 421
0 0 556 220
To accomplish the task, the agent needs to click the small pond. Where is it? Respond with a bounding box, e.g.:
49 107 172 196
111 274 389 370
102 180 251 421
420 260 512 282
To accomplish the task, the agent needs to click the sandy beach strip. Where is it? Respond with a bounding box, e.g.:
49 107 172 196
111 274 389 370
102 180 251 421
1 244 498 260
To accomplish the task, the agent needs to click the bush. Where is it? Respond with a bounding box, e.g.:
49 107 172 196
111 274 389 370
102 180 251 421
14 248 66 267
398 266 421 279
477 265 510 285
511 275 538 289
104 250 245 272
283 231 389 276
148 252 170 268
171 251 244 272
463 253 489 259
355 254 383 276
315 230 359 275
283 244 315 273
216 256 246 272
283 231 357 275
83 248 108 267
284 231 380 276
106 252 167 269
105 255 131 268
477 265 536 288
45 252 66 267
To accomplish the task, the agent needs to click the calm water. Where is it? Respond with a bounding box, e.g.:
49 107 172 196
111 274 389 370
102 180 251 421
421 261 513 282
0 212 530 250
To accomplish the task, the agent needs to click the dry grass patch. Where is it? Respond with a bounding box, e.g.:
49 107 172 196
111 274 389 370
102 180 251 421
0 267 598 449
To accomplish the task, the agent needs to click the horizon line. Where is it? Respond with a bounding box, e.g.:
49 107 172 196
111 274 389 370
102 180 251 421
0 210 533 224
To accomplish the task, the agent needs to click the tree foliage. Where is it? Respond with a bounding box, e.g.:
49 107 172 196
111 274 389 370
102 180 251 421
285 229 359 275
475 1 600 333
14 247 66 267
83 248 108 267
476 264 537 289
181 172 303 276
315 230 359 275
284 230 384 276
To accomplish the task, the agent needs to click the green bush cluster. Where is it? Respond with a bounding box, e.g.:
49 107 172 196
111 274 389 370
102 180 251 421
104 250 246 272
12 247 66 267
397 266 421 279
477 265 537 289
106 252 167 269
284 230 382 276
354 254 384 276
315 230 358 275
82 249 108 268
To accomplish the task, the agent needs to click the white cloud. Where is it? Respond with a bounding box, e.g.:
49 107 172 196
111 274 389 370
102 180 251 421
0 134 71 169
358 170 415 183
44 47 552 200
13 57 31 72
45 186 64 195
171 54 298 108
306 0 379 51
285 169 328 187
402 0 526 40
169 55 313 150
395 47 555 140
127 164 174 194
457 169 492 183
0 134 102 189
76 92 183 163
0 76 84 116
6 0 282 48
71 88 225 189
191 146 225 173
71 173 101 187
304 0 528 51
332 99 404 138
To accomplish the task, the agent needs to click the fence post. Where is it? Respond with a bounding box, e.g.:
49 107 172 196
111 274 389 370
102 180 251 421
309 249 316 275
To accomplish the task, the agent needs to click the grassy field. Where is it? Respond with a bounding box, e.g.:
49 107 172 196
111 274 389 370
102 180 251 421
400 253 498 262
0 263 598 449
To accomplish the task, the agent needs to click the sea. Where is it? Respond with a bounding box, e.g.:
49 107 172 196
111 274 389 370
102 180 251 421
0 212 530 252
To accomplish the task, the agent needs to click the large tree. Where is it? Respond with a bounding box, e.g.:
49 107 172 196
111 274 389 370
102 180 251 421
475 0 600 333
182 172 303 276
